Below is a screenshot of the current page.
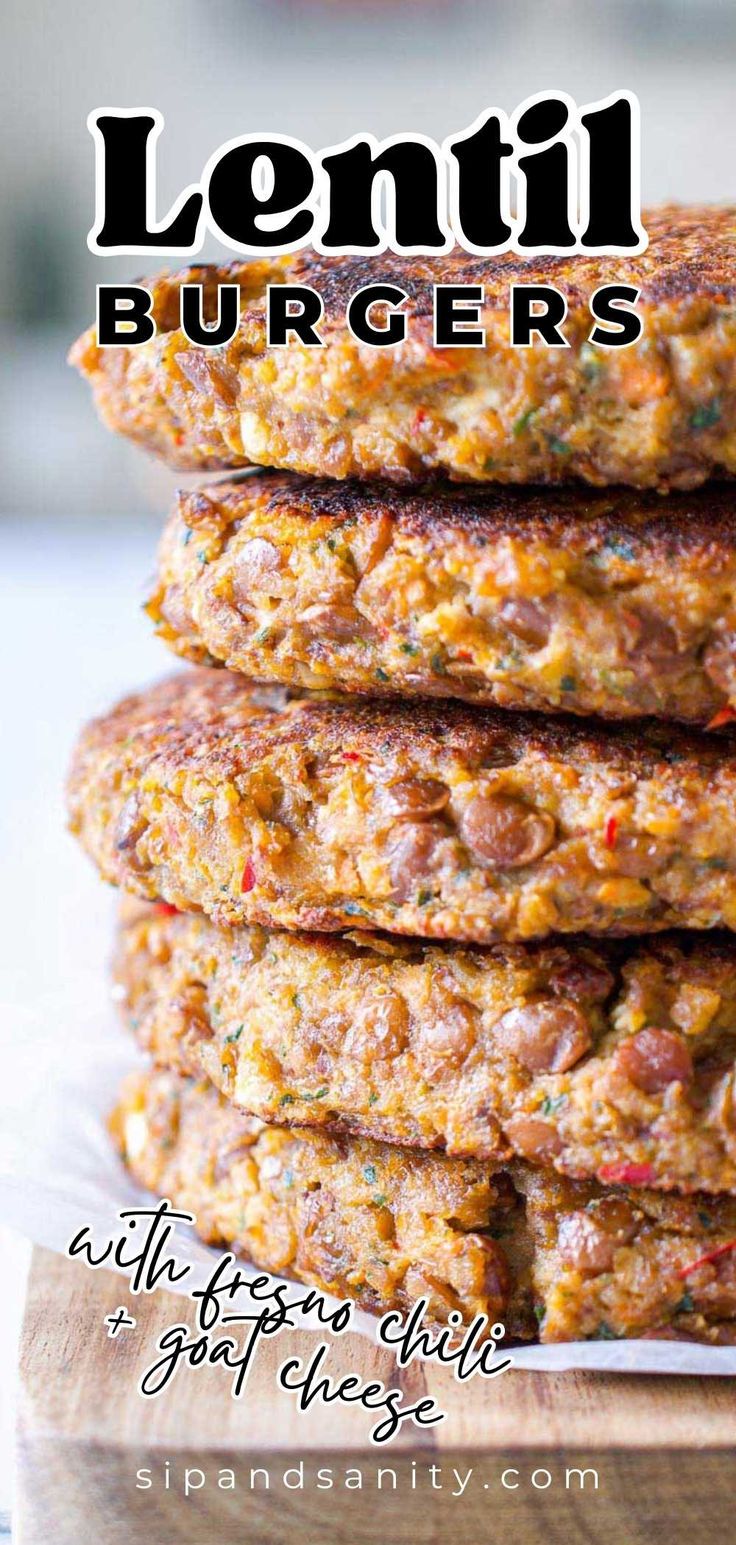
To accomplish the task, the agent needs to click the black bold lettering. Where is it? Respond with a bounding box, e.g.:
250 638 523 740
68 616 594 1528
434 285 485 347
346 284 407 346
209 141 314 250
321 139 445 250
180 284 240 346
267 285 324 346
97 285 155 346
446 112 512 250
90 112 202 251
588 284 642 346
516 98 575 249
581 95 642 249
511 285 568 347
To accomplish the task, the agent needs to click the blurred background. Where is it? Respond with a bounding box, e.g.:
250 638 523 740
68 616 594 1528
2 0 736 519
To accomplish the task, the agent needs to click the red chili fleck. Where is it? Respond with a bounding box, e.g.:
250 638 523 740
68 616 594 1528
241 859 256 893
154 902 179 918
707 705 736 731
678 1239 736 1278
412 408 427 433
343 751 361 763
597 1161 656 1186
456 650 473 663
604 816 618 849
173 431 184 446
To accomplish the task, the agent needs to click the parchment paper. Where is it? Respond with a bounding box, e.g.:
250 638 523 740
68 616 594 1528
3 973 736 1376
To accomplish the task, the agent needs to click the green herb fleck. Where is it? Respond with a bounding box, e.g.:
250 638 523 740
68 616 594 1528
181 527 194 546
197 549 210 565
675 1292 695 1315
698 1210 713 1229
373 1194 388 1208
690 400 721 430
430 652 446 675
279 1093 295 1107
546 434 571 457
400 642 419 656
224 1025 244 1045
540 1093 567 1118
363 1164 377 1184
513 407 537 437
291 991 302 1012
589 1321 620 1340
494 648 522 671
580 343 603 382
254 626 271 644
326 536 337 552
560 674 577 692
417 889 433 906
368 1092 379 1106
344 901 367 918
533 1304 546 1325
375 668 390 683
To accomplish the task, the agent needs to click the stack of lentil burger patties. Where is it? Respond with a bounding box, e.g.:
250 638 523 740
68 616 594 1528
68 205 736 1345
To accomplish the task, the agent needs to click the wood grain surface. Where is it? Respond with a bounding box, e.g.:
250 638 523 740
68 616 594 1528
15 1246 736 1545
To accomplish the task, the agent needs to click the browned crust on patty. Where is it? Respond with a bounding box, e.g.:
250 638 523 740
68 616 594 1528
70 206 736 489
68 668 736 945
171 469 736 556
150 470 736 724
113 1066 736 1342
279 207 736 312
117 899 736 1194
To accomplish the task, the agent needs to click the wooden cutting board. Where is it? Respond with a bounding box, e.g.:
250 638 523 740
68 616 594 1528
15 1245 736 1545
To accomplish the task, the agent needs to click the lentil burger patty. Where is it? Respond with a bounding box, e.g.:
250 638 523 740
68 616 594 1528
118 900 736 1193
114 1067 736 1343
112 1067 533 1335
117 902 736 1192
69 669 736 944
151 471 736 726
70 206 736 490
